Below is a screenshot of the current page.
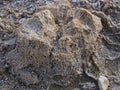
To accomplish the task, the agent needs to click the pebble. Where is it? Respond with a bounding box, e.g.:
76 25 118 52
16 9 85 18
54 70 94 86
0 9 9 17
19 18 26 23
98 75 109 90
18 70 39 85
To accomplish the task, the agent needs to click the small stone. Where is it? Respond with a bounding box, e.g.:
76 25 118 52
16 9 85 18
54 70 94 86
98 75 109 90
19 18 26 23
18 70 39 85
0 9 9 17
2 38 16 52
80 82 96 90
4 38 16 46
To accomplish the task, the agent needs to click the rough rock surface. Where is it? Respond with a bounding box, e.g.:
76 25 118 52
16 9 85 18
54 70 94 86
0 0 120 90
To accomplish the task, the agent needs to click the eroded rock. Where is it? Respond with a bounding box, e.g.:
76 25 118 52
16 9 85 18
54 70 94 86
0 0 119 90
6 7 104 88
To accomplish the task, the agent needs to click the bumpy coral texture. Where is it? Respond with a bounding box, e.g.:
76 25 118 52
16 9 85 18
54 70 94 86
0 0 120 90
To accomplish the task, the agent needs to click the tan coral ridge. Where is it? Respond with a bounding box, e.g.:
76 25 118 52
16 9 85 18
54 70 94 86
6 4 105 87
